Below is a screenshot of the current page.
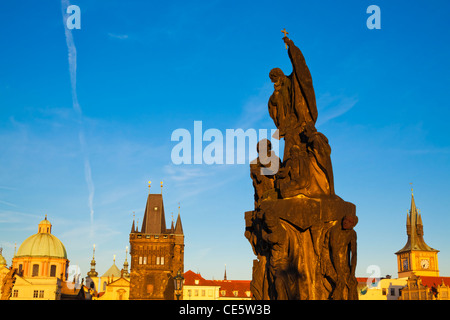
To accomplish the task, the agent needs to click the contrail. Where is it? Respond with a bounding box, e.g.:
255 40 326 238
61 0 95 237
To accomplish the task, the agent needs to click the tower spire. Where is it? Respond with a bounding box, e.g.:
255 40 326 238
224 264 227 280
409 189 418 249
87 244 98 277
131 212 136 233
122 246 129 277
175 202 183 234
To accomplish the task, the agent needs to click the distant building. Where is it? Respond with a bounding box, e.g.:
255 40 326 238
129 183 184 300
358 189 449 300
6 216 89 300
357 277 408 300
395 190 439 278
399 273 450 300
84 245 131 300
183 269 251 300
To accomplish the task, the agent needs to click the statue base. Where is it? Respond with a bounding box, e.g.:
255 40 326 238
245 194 358 300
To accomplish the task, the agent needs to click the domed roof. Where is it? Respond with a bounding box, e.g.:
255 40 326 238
39 218 51 226
16 233 67 259
15 216 67 259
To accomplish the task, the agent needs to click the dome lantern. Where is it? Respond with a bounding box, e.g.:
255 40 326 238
38 215 52 234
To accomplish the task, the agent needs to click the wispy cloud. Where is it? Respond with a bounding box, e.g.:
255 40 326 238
316 93 358 127
235 83 273 130
107 33 129 40
61 0 95 237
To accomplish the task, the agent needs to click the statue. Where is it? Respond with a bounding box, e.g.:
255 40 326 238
250 139 281 206
1 268 17 300
245 31 358 300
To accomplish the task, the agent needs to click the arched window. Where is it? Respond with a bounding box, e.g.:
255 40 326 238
50 265 57 277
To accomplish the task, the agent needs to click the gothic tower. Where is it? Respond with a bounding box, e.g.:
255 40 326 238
129 182 184 300
395 189 439 278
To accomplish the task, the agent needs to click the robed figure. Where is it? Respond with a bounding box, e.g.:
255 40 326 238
268 36 334 198
246 33 358 300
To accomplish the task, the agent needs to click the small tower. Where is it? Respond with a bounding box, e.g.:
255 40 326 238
87 244 98 277
122 246 130 278
395 188 439 277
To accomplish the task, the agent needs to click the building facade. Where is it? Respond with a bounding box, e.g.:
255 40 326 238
183 270 251 300
129 186 184 300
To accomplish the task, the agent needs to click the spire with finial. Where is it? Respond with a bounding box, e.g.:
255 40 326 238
396 185 438 255
224 264 227 280
160 181 163 194
87 244 98 277
174 202 183 234
148 181 151 194
122 246 130 277
131 211 136 233
170 212 175 232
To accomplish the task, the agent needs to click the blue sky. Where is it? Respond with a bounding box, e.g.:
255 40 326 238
1 0 450 280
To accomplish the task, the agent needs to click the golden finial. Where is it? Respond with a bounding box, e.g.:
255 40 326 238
148 181 151 194
171 212 174 223
160 181 163 194
410 182 413 195
113 254 116 264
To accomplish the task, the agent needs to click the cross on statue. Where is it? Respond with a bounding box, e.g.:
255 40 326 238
281 28 289 49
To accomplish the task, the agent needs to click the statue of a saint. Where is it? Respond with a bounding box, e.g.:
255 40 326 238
268 36 318 162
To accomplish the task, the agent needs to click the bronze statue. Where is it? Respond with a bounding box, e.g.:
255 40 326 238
245 32 358 300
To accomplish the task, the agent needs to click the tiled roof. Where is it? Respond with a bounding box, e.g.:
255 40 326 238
183 270 251 299
215 279 251 298
418 276 450 288
183 270 218 287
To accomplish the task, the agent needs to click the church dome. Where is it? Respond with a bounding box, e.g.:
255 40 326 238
15 216 67 259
